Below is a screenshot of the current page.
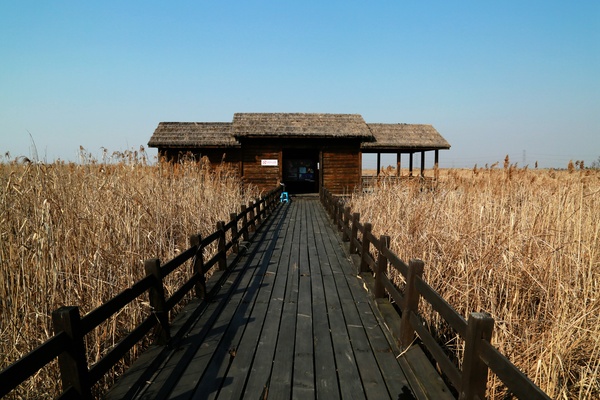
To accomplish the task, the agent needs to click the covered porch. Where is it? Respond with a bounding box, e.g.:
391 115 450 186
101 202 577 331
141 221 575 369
360 123 450 187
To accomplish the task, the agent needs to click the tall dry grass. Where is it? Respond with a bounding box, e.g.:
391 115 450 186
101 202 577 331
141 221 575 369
0 148 259 398
351 165 600 399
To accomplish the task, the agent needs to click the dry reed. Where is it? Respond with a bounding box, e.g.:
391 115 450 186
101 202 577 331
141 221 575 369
351 166 600 399
0 148 259 398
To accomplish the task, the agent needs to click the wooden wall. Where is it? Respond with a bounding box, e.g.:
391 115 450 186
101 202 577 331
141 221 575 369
159 139 362 195
241 140 282 192
322 142 361 195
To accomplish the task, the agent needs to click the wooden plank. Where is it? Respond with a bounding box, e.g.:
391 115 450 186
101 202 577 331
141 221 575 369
104 273 227 399
191 206 290 399
241 202 298 397
268 199 302 399
306 201 341 399
116 206 287 399
317 198 455 400
341 275 414 398
314 203 391 399
106 197 459 400
112 268 241 399
312 202 365 399
216 203 293 399
137 263 250 398
292 200 315 399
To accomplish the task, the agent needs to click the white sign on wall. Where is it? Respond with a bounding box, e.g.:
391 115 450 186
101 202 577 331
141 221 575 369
261 159 278 166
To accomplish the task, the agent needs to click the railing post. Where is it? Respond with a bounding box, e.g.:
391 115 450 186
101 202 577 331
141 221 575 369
333 200 340 228
375 235 390 298
359 222 372 273
190 235 206 299
52 306 92 399
336 202 344 232
248 201 256 232
342 206 351 241
241 204 249 241
144 258 170 345
217 221 227 271
272 188 280 211
400 259 424 348
460 312 494 400
255 197 262 225
230 213 239 253
349 212 360 254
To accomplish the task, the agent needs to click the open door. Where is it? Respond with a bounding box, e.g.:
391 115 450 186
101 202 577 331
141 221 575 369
282 148 319 194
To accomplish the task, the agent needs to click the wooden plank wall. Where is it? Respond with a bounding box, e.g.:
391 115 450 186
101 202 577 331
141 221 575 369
159 139 362 195
322 143 361 194
241 140 282 192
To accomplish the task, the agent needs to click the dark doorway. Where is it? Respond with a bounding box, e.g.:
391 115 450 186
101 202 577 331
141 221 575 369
282 148 319 194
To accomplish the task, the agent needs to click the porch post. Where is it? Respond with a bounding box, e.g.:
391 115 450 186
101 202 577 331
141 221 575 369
434 150 439 180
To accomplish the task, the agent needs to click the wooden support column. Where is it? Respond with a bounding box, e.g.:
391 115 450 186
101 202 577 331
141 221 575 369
420 151 425 178
434 149 440 180
376 153 381 176
409 153 414 177
396 152 401 177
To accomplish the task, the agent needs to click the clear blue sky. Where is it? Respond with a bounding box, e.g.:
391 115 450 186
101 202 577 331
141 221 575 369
1 1 599 168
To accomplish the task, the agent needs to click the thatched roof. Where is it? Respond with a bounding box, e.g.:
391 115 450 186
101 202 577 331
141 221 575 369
232 113 373 139
148 122 239 148
148 115 451 152
362 123 450 151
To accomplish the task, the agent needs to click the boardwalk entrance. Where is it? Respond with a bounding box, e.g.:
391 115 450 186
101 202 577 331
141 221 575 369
106 198 450 399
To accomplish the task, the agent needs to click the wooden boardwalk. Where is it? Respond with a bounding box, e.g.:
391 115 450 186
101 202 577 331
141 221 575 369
106 197 452 400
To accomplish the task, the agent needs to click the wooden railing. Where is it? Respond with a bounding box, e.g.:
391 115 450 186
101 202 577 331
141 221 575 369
320 187 550 400
361 175 435 188
0 186 284 399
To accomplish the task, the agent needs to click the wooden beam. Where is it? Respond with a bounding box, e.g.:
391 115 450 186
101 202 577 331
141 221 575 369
420 151 425 178
396 152 401 177
409 153 414 177
376 153 381 176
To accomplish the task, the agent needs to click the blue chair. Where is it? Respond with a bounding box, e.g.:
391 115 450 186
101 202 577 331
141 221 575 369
280 192 290 203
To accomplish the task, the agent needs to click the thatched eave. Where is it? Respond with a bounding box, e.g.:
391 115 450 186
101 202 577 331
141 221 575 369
148 122 240 148
362 123 450 151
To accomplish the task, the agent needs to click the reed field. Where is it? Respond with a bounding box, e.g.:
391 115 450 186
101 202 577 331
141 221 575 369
351 163 600 399
2 149 599 399
0 148 259 398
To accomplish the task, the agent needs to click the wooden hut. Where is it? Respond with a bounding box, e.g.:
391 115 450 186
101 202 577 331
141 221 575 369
148 113 450 194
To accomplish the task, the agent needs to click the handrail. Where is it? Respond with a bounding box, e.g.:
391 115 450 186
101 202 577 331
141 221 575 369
0 185 284 399
319 187 550 400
